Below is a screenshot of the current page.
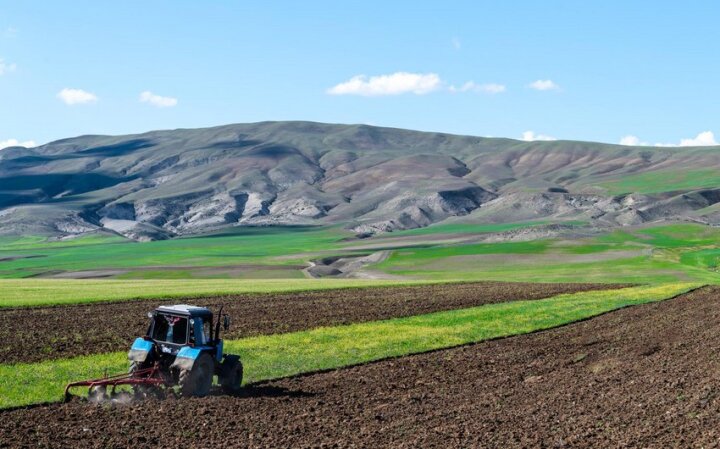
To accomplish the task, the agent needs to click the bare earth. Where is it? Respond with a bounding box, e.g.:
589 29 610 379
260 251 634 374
0 281 621 364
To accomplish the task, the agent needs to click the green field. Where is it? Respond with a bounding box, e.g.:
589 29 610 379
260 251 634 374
376 223 720 284
595 169 720 195
0 283 694 409
0 226 350 279
0 278 443 308
374 220 554 237
1 222 720 301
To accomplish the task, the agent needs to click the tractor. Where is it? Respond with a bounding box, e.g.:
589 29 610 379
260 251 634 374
65 304 243 401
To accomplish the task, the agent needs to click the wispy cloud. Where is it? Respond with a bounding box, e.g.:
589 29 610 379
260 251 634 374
451 36 461 50
327 72 442 96
521 131 557 142
57 88 98 105
0 58 17 75
139 91 178 108
2 27 17 39
619 131 718 147
449 81 506 94
328 72 507 97
528 79 560 91
0 138 36 150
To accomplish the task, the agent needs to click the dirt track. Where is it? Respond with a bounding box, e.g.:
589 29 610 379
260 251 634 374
2 287 719 448
0 282 621 364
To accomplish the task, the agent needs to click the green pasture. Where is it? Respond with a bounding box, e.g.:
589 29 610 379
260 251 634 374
376 223 720 284
0 226 349 278
2 221 720 287
594 169 720 195
0 283 696 409
0 278 444 309
376 220 552 237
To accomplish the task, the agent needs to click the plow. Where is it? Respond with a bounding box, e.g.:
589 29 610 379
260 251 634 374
64 304 244 402
64 363 169 402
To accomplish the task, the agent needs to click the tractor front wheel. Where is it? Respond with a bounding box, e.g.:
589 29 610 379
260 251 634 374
179 354 214 397
219 355 244 394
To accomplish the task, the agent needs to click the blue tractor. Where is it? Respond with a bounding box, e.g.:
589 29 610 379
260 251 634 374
65 304 243 401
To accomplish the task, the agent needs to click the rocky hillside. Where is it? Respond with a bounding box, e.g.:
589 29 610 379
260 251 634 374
1 121 720 240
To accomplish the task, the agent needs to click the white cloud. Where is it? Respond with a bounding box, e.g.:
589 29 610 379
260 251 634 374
619 131 718 147
451 36 461 50
679 131 717 147
521 131 557 142
0 59 17 75
57 88 98 105
449 81 506 94
528 79 560 91
0 138 36 150
479 83 507 94
619 135 646 146
3 27 18 38
139 91 178 108
327 72 442 96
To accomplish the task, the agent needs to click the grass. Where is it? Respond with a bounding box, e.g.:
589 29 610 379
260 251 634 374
0 283 696 409
596 224 720 248
595 168 720 195
3 221 720 287
0 226 350 278
0 278 448 309
375 223 720 284
377 240 550 267
377 220 552 236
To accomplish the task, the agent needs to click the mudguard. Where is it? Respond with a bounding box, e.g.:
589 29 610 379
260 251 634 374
128 338 154 362
171 346 210 371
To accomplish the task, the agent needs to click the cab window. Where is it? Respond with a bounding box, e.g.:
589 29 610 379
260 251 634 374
189 317 212 345
151 314 188 344
190 318 204 345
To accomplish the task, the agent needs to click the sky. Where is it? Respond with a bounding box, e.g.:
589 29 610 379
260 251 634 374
1 0 719 148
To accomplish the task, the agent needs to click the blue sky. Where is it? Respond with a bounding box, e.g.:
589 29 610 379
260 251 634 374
1 1 719 148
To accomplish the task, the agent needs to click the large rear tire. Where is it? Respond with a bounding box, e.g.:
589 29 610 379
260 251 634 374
129 361 153 397
219 355 244 394
179 353 214 397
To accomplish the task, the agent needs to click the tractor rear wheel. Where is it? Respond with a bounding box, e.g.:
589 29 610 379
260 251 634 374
179 353 214 397
219 355 243 394
129 361 152 397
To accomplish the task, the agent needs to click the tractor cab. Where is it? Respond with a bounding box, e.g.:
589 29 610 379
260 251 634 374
147 305 215 355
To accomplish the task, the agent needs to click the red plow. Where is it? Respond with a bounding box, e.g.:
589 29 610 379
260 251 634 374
64 363 170 402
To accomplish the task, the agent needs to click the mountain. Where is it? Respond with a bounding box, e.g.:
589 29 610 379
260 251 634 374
1 121 720 241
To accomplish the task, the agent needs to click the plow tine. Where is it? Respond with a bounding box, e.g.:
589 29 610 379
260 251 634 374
64 364 168 403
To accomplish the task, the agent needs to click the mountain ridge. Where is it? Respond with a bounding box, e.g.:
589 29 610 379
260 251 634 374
2 121 720 241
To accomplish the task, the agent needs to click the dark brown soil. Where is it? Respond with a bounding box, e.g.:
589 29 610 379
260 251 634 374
0 282 621 364
1 287 718 448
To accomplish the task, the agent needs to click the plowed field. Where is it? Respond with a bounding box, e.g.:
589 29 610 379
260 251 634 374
0 282 621 364
1 287 717 448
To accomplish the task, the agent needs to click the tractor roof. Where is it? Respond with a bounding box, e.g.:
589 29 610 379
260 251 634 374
155 304 212 317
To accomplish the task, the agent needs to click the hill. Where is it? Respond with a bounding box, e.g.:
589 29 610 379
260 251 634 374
1 121 720 241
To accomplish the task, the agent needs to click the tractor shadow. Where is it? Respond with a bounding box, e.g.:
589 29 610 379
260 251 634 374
211 385 316 399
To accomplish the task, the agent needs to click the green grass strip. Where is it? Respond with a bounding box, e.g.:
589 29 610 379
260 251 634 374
0 278 449 308
0 283 697 409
